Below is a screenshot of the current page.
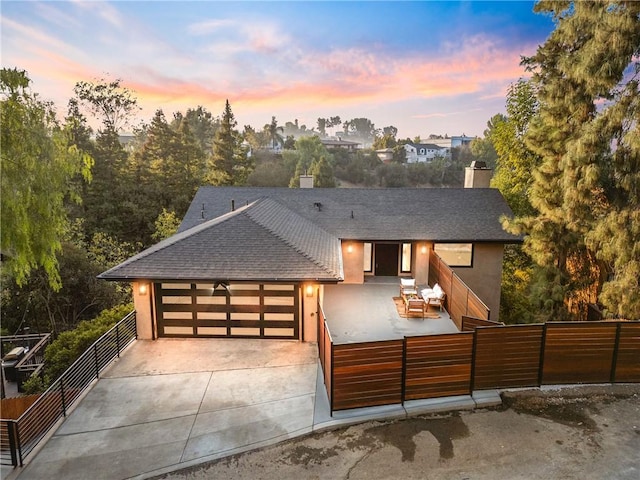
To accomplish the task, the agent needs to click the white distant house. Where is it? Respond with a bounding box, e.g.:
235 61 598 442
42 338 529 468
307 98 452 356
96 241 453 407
404 142 448 163
429 135 476 150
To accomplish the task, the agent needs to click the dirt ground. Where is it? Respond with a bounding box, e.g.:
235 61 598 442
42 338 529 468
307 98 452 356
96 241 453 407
156 384 640 480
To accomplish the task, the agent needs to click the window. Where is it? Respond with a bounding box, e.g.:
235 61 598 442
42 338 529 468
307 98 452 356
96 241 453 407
401 243 412 272
363 242 372 272
434 243 473 267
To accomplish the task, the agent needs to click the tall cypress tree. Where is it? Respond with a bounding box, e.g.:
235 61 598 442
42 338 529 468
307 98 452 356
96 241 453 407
513 1 640 320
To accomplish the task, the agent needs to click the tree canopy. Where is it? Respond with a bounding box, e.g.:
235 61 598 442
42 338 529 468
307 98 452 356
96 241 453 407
510 0 640 320
1 68 93 289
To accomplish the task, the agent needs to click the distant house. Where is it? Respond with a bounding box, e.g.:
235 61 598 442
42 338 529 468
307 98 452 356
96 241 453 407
404 142 448 163
375 148 394 163
99 165 520 342
429 135 477 150
320 138 360 152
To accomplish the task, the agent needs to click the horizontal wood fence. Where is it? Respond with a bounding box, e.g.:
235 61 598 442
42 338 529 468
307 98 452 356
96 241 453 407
462 316 504 331
429 252 490 328
319 318 640 413
332 341 403 411
405 333 473 400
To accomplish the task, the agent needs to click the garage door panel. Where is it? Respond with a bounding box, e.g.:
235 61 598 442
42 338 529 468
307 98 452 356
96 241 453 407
156 282 299 339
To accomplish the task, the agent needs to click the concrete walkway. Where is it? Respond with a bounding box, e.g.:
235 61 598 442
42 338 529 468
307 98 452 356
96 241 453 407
6 338 500 480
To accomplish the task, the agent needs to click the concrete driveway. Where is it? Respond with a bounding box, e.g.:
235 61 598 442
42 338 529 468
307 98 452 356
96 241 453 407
8 337 500 480
13 339 320 480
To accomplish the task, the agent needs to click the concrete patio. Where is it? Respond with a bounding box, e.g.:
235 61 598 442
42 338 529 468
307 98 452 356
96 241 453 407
323 277 459 344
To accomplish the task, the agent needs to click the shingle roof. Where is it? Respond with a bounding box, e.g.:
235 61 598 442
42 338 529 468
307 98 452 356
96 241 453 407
179 187 522 243
406 142 446 150
98 199 343 282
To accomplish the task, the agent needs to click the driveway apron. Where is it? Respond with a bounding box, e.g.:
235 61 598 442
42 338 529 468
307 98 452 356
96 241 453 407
15 338 319 480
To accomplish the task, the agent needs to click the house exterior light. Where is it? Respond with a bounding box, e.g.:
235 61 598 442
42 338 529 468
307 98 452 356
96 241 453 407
139 283 148 295
305 285 314 297
421 245 427 254
347 244 353 253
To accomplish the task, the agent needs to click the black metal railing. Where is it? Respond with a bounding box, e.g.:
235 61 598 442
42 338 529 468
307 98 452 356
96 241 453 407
1 311 136 467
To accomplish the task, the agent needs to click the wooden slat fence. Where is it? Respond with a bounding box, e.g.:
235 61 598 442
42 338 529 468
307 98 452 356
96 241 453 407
318 305 333 408
542 322 618 384
473 324 544 389
318 317 640 415
405 333 473 400
331 341 403 411
462 316 504 331
428 252 490 328
614 323 640 382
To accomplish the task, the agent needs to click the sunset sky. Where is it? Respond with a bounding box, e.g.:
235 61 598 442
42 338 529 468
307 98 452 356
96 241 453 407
2 1 556 139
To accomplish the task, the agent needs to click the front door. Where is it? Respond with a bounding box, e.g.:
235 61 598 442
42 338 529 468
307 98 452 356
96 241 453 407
375 243 399 276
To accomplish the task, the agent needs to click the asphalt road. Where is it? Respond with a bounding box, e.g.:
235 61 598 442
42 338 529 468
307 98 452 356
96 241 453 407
154 385 640 480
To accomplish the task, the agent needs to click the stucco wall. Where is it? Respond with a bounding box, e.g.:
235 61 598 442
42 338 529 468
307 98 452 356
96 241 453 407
342 241 364 284
301 283 318 342
132 281 154 340
451 243 504 322
414 242 432 286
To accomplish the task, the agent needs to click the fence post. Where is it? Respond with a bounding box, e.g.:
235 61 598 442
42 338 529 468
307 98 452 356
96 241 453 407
7 421 18 466
401 337 407 405
610 322 621 384
94 344 100 379
330 342 334 416
537 323 548 387
116 324 121 358
60 379 67 417
470 328 478 392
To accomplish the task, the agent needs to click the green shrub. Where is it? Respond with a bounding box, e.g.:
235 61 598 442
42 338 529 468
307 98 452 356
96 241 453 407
43 303 133 384
21 374 46 395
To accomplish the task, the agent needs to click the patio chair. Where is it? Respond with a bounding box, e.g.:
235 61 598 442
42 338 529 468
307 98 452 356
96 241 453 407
421 284 446 312
400 278 418 297
405 297 425 318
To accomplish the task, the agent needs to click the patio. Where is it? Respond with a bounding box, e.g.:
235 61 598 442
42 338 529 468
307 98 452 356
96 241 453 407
322 277 459 344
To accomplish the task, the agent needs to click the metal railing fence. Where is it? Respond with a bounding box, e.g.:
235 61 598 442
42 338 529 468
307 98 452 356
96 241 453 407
1 311 136 467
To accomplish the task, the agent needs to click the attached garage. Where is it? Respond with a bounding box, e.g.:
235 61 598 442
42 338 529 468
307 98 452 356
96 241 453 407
156 282 300 339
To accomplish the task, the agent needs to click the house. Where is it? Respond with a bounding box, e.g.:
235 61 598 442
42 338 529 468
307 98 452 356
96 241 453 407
403 142 448 163
99 168 520 342
320 137 360 151
375 148 394 163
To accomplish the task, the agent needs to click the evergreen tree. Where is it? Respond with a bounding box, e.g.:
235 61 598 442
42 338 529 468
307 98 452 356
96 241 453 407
512 1 640 320
208 100 253 185
310 156 336 187
492 80 541 218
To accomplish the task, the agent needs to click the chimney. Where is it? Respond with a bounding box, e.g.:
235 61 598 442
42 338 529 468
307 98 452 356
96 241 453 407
464 161 492 188
300 174 314 189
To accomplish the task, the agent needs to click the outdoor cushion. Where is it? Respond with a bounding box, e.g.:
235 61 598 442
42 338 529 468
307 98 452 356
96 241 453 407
422 284 444 300
400 278 416 287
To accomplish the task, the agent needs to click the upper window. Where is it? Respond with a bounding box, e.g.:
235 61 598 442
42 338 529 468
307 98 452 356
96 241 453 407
434 243 473 267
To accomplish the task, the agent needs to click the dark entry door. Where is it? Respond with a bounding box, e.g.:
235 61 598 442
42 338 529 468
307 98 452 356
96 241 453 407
375 243 399 276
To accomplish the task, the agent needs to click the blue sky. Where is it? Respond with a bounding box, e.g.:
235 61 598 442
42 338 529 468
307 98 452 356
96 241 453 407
1 1 555 138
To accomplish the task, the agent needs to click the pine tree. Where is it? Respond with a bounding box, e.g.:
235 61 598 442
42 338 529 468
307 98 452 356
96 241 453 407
514 1 640 320
208 100 253 185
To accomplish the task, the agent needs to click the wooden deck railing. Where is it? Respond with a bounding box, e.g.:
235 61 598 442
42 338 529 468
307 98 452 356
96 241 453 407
428 252 490 327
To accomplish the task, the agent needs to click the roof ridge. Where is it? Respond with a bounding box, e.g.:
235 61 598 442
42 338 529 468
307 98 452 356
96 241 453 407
98 204 253 279
244 198 343 279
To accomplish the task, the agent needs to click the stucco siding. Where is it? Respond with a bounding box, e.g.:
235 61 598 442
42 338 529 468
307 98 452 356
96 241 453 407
451 243 504 321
